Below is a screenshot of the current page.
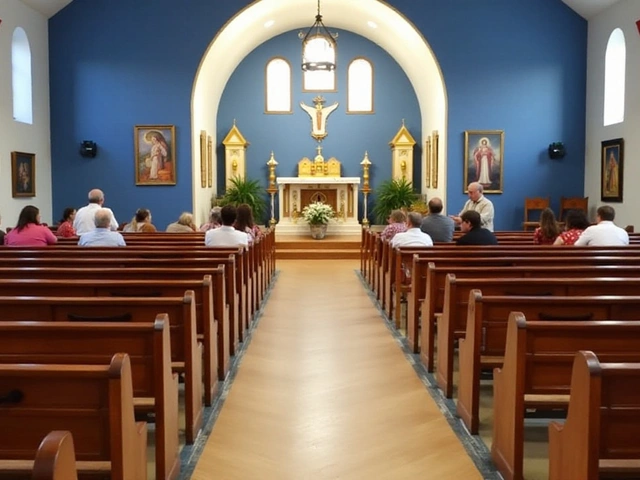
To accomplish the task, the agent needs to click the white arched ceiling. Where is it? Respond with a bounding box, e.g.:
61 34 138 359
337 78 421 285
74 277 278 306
192 0 446 223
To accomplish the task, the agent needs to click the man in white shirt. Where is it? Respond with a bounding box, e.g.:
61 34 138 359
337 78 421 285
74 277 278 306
450 182 495 231
574 205 629 246
74 188 119 235
205 205 249 248
390 212 433 248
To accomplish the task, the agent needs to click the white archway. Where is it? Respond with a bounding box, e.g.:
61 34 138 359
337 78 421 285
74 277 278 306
191 0 447 224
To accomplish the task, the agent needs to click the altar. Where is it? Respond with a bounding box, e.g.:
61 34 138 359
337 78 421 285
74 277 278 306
275 148 361 236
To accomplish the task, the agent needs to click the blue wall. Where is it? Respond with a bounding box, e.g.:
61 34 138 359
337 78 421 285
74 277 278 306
49 0 586 230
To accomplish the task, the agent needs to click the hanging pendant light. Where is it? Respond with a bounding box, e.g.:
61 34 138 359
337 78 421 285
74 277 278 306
299 0 338 72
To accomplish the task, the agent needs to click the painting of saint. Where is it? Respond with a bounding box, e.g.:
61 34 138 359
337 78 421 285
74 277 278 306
11 151 36 197
134 125 176 185
601 139 624 202
464 131 504 193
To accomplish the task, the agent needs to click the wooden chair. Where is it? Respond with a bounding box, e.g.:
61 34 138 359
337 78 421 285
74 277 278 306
522 197 549 231
559 196 588 222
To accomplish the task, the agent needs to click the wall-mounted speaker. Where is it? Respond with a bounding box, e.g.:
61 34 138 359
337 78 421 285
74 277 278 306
80 140 97 158
548 142 566 160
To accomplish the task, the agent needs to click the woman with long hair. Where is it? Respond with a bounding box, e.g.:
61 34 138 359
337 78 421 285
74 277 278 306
123 208 157 233
234 204 262 242
533 208 560 245
554 210 591 246
56 207 77 237
4 205 57 246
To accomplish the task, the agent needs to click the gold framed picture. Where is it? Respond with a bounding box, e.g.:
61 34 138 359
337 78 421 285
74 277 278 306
463 130 504 193
11 151 36 197
134 125 176 185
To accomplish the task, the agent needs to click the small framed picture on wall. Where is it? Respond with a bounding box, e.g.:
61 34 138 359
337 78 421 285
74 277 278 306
601 138 624 202
11 151 36 197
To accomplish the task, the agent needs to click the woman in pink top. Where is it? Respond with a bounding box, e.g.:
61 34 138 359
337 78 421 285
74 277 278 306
4 205 58 247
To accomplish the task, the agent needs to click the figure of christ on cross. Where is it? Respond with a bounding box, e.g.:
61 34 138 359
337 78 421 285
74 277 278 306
300 96 339 141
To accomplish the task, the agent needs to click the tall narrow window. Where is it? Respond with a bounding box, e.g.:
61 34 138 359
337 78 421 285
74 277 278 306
603 28 625 126
265 57 292 113
347 58 373 113
303 37 336 91
12 27 33 125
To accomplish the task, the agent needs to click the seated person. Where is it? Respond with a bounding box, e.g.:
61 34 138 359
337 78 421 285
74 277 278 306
4 205 58 247
122 208 157 233
166 212 196 233
56 207 77 238
205 205 249 248
420 197 455 243
574 205 628 246
533 208 559 245
78 209 126 247
0 212 5 245
390 212 433 248
235 203 263 243
456 210 498 245
199 207 222 232
380 210 407 241
553 209 590 246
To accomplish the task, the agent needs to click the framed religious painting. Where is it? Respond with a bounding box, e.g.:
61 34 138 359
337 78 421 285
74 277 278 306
134 125 176 185
463 130 504 193
11 151 36 197
601 138 624 202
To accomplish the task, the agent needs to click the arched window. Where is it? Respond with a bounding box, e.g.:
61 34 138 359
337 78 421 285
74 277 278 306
603 28 625 126
265 57 292 113
347 58 373 113
302 37 336 91
12 27 33 125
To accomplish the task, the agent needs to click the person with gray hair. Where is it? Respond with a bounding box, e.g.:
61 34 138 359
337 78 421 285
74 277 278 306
450 182 495 231
78 208 126 247
199 207 222 232
390 211 433 247
420 197 455 242
73 188 119 235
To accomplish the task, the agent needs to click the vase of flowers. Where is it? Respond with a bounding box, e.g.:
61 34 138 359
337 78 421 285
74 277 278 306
302 202 335 240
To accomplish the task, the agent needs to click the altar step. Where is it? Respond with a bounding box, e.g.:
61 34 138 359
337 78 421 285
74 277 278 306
275 237 361 260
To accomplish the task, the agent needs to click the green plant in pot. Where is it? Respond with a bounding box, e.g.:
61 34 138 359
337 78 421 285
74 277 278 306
217 176 267 222
372 178 419 224
302 202 335 239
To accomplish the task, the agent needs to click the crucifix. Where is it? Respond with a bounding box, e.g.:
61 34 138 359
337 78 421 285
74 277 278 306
300 95 339 142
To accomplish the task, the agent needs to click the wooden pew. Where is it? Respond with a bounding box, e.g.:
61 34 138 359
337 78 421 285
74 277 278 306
456 292 640 434
0 293 203 445
419 261 640 372
0 275 221 407
0 263 234 383
32 431 78 480
548 351 640 480
436 275 640 398
492 316 640 480
0 353 147 480
0 318 179 480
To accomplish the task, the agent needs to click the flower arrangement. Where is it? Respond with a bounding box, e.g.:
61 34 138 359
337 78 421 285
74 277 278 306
302 202 335 225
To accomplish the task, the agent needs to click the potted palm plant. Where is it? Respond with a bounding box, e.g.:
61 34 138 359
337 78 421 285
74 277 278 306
302 202 335 239
372 178 419 224
216 176 267 223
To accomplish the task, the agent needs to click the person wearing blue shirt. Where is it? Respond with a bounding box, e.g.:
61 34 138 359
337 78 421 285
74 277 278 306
78 209 126 247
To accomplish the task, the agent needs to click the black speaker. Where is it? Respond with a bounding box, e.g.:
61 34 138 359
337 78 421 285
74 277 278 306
548 142 566 160
80 140 97 158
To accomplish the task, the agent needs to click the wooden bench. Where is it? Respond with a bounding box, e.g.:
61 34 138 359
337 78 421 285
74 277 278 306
457 292 640 434
0 318 179 480
0 353 147 480
0 264 233 384
491 314 640 480
419 261 640 372
0 275 221 407
32 431 78 480
548 351 640 480
436 275 640 398
0 293 203 445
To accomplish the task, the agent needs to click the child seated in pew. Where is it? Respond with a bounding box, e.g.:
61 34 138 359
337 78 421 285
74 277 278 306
123 208 157 233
